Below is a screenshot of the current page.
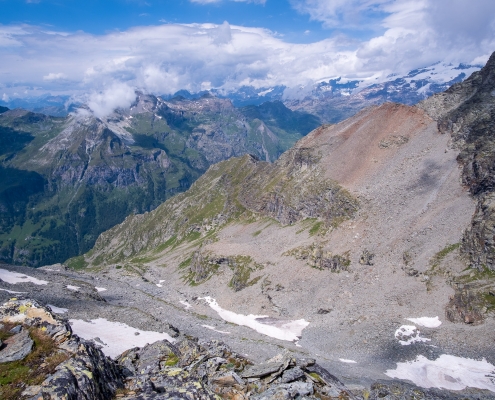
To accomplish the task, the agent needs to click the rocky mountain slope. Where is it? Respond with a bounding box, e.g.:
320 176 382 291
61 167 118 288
34 52 495 397
0 94 318 267
3 294 487 400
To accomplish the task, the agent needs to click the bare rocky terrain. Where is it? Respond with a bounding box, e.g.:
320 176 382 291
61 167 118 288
2 54 495 399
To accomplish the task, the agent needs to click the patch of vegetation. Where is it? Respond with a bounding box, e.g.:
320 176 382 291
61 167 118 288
179 257 192 269
252 230 262 237
115 265 122 269
0 325 70 400
154 235 178 254
163 354 180 367
430 243 461 271
65 255 88 270
227 255 264 292
284 244 350 272
309 221 323 236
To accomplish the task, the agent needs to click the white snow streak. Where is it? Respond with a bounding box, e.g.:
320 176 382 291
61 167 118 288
202 325 231 334
405 316 442 328
0 268 48 285
48 304 68 314
386 354 495 392
0 288 27 294
201 296 309 343
69 318 176 358
180 300 192 310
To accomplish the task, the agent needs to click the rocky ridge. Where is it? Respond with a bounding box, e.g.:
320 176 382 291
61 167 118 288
419 51 495 273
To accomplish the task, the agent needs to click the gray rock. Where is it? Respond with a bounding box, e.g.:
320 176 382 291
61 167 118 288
0 328 33 363
9 325 22 334
253 381 314 399
294 358 315 368
281 366 305 383
241 361 284 378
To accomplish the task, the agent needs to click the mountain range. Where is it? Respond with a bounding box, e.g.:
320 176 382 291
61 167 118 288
0 53 495 399
0 94 319 266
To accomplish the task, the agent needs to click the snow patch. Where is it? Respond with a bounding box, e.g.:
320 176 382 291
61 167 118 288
405 316 441 328
395 325 430 345
0 268 48 285
48 304 68 314
258 88 274 96
201 296 309 343
69 318 176 358
386 354 495 392
0 288 27 294
66 285 80 291
180 300 192 310
202 324 231 334
339 359 357 364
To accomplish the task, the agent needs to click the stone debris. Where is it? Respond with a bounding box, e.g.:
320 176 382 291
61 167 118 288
1 297 492 399
0 326 33 363
0 297 358 400
1 298 123 400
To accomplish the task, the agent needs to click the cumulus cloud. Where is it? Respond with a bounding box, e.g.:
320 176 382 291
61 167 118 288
43 72 67 81
0 0 493 114
87 82 136 118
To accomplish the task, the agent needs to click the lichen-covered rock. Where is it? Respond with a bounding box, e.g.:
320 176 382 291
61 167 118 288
0 298 124 400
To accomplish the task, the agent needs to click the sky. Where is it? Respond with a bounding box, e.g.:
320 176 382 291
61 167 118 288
1 0 494 115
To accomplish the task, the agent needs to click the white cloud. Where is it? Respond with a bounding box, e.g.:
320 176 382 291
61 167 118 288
43 72 67 81
0 1 493 109
87 82 136 118
2 93 9 102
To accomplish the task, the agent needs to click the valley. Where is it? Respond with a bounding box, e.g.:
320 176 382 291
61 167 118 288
2 53 495 398
0 95 319 267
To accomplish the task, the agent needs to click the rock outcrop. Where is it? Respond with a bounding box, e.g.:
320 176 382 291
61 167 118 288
0 298 124 400
419 51 495 271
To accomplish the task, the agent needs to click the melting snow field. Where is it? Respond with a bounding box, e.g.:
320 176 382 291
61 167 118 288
69 318 176 358
339 359 357 364
202 297 309 343
95 287 107 292
48 304 68 314
202 325 231 334
386 354 495 392
66 285 80 291
405 316 442 328
395 325 430 345
0 268 48 285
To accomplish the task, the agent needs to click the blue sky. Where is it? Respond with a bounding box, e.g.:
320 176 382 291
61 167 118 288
1 0 384 43
1 0 494 115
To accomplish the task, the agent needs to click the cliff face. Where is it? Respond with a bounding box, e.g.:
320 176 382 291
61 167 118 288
0 94 319 267
419 51 495 270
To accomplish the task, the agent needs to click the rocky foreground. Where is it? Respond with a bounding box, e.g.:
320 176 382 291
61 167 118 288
1 297 493 400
